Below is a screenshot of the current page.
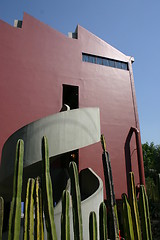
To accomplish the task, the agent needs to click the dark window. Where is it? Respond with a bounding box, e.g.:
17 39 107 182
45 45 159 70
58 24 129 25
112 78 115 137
82 53 128 71
63 84 79 110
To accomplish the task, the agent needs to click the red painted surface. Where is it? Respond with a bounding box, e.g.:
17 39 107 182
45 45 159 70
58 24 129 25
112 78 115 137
0 13 144 199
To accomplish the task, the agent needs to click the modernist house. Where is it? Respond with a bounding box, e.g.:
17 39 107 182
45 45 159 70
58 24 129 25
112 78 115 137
0 13 145 203
0 12 146 239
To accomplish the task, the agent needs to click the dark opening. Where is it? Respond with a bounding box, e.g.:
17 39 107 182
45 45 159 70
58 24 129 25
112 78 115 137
63 84 79 110
62 84 79 169
49 84 80 206
50 149 79 204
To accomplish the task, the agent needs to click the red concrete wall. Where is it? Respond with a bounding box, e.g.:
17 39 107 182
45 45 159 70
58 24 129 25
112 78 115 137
0 13 142 199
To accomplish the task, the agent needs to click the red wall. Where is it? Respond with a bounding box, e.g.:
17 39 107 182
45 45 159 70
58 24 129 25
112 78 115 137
0 13 142 199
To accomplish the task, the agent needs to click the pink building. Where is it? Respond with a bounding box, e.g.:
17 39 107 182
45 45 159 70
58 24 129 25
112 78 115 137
0 13 145 200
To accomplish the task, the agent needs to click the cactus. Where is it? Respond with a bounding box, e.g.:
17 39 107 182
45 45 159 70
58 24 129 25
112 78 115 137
8 139 24 240
35 177 44 240
61 190 70 240
139 185 149 240
121 193 134 240
89 211 97 240
101 134 119 239
128 172 142 240
99 202 108 240
69 161 83 240
143 185 152 240
139 185 152 240
0 197 4 240
23 178 35 240
42 136 57 240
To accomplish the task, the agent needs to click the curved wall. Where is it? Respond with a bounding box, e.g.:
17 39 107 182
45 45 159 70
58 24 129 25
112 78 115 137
0 108 100 200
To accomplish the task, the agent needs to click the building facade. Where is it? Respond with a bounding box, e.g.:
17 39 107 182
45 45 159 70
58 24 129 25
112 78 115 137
0 13 144 199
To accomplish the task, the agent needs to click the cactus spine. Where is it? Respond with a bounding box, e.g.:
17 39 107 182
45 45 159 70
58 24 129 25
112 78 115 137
0 197 4 240
35 177 44 240
61 190 70 240
122 193 134 240
101 135 119 240
8 139 24 240
69 161 83 240
89 211 97 240
139 185 152 240
128 172 142 240
42 136 57 240
24 178 35 240
99 202 108 240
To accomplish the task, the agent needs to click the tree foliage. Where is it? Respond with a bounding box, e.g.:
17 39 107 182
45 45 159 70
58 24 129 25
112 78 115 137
142 142 160 203
142 142 160 177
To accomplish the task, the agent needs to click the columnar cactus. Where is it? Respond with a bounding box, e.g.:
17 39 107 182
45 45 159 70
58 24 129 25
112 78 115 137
99 202 108 240
101 135 119 240
143 185 152 240
128 172 142 240
24 178 35 240
61 190 70 240
35 177 44 240
8 139 24 240
69 161 83 240
139 185 152 240
89 211 97 240
0 197 4 240
121 193 134 240
42 136 57 240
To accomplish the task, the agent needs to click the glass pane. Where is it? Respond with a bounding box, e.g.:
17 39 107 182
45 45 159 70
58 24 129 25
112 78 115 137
115 61 122 69
93 56 96 64
109 60 115 68
97 57 102 65
88 56 91 63
82 54 88 62
103 58 109 66
121 62 128 70
88 56 94 63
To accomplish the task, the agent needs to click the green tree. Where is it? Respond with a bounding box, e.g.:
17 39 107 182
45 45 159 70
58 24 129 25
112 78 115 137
142 142 160 202
142 142 160 177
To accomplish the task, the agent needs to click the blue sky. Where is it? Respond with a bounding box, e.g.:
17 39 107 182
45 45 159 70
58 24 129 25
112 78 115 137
0 0 160 144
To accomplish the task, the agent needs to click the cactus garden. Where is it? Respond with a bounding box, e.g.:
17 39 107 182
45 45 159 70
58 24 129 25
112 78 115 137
0 135 153 239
